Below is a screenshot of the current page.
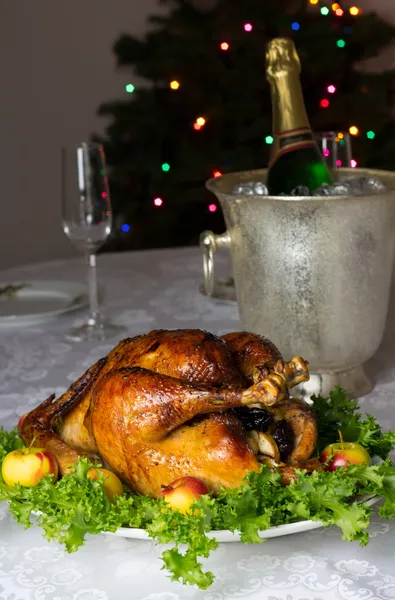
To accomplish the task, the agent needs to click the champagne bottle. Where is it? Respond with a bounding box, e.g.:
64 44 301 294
266 38 333 195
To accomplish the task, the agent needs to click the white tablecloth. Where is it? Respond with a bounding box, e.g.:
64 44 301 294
1 247 395 600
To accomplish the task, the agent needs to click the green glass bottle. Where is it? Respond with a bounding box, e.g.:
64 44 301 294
266 38 333 195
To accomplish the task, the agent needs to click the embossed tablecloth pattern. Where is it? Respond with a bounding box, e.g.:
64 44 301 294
1 247 395 600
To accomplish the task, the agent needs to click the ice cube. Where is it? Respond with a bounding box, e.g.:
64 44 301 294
339 176 387 195
364 177 387 194
314 183 332 196
253 181 269 196
328 182 351 196
291 185 311 196
232 182 254 195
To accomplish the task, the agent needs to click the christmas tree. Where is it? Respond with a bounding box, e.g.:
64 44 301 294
96 0 395 252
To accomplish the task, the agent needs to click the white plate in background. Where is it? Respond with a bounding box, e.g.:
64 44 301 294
0 280 88 326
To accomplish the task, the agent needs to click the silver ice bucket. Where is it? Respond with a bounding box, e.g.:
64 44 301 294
200 168 395 398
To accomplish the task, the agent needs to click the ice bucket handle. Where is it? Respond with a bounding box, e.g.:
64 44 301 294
199 230 231 297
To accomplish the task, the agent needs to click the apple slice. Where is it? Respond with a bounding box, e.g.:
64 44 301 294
257 432 281 462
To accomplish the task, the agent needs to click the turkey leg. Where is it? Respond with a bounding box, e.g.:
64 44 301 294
91 365 288 445
222 331 309 388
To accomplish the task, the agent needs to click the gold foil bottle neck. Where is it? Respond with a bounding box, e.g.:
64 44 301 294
266 38 301 79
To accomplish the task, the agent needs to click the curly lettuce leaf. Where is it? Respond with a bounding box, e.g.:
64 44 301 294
0 427 24 469
311 387 395 457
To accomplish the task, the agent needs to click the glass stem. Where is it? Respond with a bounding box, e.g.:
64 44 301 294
87 253 101 328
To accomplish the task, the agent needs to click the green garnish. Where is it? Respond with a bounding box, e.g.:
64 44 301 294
312 386 395 458
1 387 395 589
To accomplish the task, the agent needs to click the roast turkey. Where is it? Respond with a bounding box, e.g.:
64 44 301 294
19 329 318 496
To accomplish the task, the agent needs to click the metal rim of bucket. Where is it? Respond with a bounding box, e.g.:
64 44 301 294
205 167 395 202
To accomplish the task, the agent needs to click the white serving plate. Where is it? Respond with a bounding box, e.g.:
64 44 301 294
104 494 380 543
105 518 324 542
0 280 88 326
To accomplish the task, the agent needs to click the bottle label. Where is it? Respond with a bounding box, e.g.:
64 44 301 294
270 127 315 166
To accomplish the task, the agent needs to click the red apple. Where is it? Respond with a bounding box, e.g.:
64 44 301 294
87 467 124 503
1 448 58 487
158 476 209 514
320 441 370 471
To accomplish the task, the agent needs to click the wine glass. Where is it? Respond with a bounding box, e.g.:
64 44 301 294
314 131 354 169
61 142 123 342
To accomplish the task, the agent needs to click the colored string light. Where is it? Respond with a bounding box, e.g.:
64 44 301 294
349 125 359 136
208 204 217 212
193 117 206 130
351 159 358 168
349 6 360 15
337 39 346 48
170 80 180 90
321 6 330 15
335 8 344 16
244 23 253 32
320 99 330 108
153 197 163 207
336 160 342 167
367 130 376 140
327 85 336 94
310 0 319 4
125 83 135 93
220 42 230 51
332 3 340 9
161 163 170 172
121 224 131 232
265 135 274 144
291 22 300 31
323 149 330 157
213 170 222 178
